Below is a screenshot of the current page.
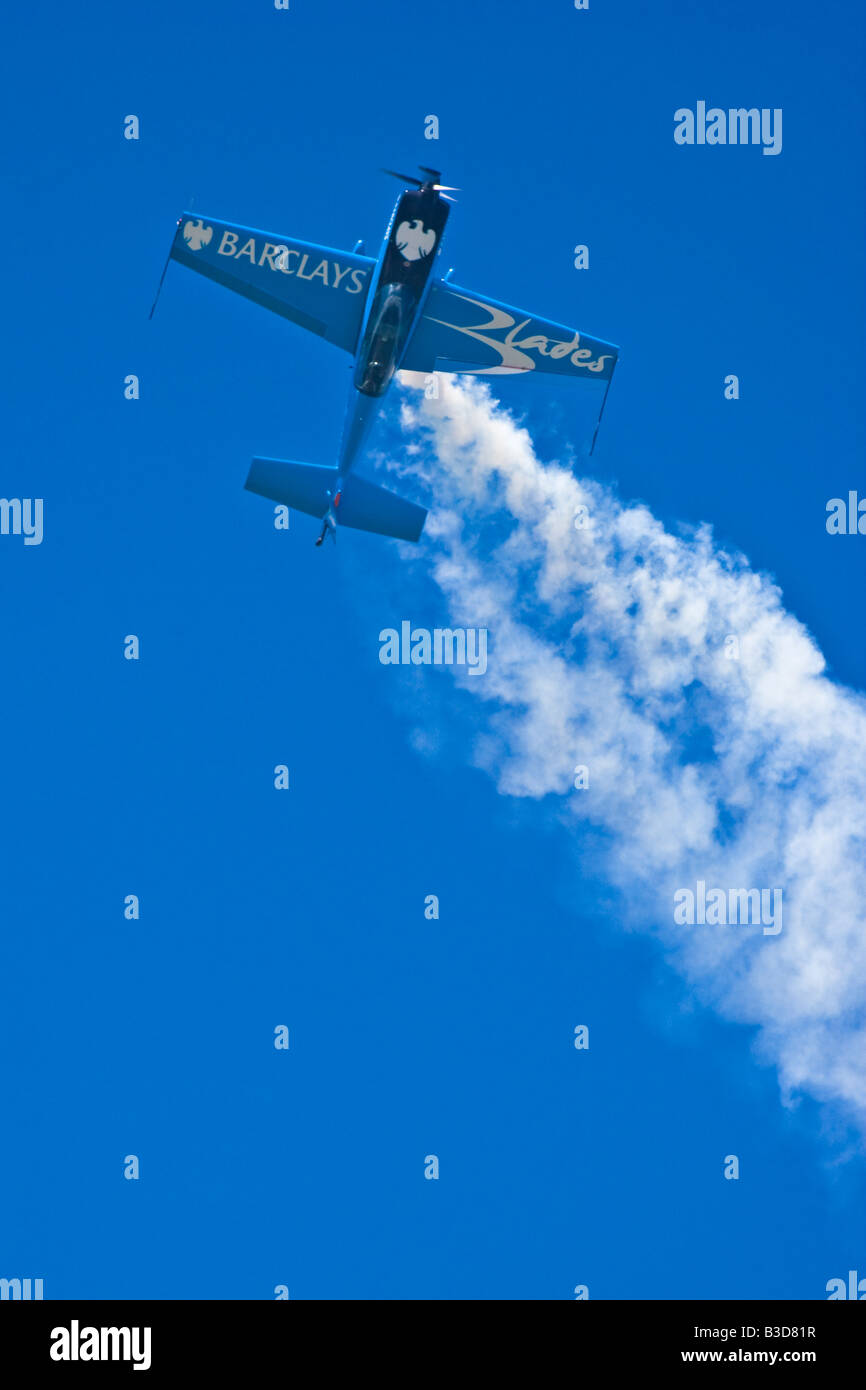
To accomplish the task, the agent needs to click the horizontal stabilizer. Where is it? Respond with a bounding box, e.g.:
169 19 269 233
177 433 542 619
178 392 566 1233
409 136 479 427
338 473 428 541
246 458 335 519
245 459 427 542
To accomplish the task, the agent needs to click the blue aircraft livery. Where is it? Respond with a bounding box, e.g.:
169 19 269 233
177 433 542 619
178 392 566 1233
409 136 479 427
162 167 619 546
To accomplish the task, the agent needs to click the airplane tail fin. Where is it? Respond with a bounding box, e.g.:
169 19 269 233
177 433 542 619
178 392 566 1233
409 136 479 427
244 458 427 542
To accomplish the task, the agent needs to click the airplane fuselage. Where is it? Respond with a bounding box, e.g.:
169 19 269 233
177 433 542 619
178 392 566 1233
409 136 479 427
334 185 450 483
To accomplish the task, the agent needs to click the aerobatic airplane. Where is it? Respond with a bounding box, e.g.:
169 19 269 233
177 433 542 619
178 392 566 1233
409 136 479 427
157 167 618 546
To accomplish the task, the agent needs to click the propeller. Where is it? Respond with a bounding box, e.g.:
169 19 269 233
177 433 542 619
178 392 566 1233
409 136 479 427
418 166 459 191
382 167 424 186
381 166 460 195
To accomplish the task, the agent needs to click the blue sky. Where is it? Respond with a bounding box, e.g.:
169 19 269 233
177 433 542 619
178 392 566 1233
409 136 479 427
1 0 864 1299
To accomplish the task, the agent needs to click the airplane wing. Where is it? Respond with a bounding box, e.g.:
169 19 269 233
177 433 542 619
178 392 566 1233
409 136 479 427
168 213 375 354
401 279 618 382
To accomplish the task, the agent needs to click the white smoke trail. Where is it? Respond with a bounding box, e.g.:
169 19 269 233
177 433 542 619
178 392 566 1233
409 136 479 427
387 375 866 1134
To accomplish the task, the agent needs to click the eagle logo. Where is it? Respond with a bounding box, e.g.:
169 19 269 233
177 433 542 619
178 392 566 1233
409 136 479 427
183 219 213 252
395 219 436 262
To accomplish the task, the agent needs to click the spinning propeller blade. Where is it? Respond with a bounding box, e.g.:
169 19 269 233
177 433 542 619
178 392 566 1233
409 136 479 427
381 168 423 186
382 166 459 195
